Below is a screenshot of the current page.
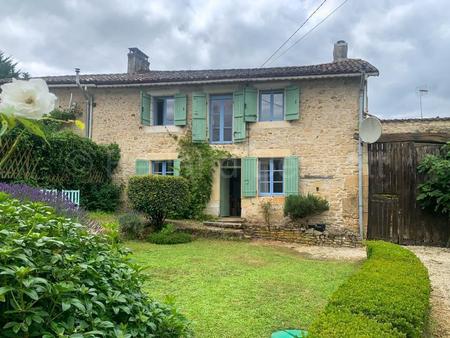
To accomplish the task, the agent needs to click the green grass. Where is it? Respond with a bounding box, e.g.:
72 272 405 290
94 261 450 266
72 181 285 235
126 239 360 338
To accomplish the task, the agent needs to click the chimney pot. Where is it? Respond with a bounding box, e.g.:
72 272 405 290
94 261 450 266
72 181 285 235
127 47 150 74
333 40 348 62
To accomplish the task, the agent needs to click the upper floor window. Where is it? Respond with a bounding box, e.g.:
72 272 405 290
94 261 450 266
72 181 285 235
154 96 174 125
259 91 284 121
259 158 284 196
152 160 174 176
210 95 233 143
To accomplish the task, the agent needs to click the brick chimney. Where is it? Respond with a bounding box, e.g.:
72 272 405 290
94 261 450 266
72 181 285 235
127 47 150 74
333 40 348 62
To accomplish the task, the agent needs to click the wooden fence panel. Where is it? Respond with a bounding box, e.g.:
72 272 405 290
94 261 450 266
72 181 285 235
368 141 449 246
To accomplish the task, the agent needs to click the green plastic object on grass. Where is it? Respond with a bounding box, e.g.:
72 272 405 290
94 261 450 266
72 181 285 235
271 329 308 338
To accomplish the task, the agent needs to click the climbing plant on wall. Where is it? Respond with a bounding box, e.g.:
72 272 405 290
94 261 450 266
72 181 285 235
176 131 229 219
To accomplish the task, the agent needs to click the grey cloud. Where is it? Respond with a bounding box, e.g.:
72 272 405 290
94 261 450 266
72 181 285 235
1 0 449 118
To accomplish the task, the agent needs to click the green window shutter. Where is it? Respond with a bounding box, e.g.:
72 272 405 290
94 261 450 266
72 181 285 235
284 156 299 195
242 157 257 197
140 91 152 126
244 87 257 122
192 92 207 142
173 159 181 176
135 159 150 175
233 90 246 143
174 94 187 126
285 85 300 121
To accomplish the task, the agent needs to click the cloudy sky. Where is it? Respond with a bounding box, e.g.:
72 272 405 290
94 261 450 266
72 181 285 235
1 0 449 119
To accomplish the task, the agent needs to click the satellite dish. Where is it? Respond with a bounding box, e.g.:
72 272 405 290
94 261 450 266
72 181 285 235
359 117 382 143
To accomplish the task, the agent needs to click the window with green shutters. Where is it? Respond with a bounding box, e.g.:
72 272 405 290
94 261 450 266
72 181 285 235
285 85 300 121
284 156 299 195
233 90 246 143
140 91 152 126
135 159 150 175
242 157 257 197
192 92 207 142
174 94 187 126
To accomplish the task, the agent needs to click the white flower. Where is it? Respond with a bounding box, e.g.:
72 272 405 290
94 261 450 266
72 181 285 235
0 79 57 120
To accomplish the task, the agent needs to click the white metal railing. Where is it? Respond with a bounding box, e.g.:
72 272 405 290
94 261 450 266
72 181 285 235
41 189 80 206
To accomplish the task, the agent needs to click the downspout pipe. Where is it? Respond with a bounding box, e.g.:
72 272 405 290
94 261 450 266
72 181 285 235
75 68 93 139
358 71 367 239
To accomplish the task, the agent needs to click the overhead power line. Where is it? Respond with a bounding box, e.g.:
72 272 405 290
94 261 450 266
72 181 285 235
260 0 328 68
264 0 351 67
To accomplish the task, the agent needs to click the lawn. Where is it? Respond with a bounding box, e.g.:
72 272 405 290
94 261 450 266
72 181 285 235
126 239 360 338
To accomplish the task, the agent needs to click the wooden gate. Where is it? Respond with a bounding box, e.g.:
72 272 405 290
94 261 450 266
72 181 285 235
368 140 449 246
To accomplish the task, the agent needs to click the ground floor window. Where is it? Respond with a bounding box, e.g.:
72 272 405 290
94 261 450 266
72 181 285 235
259 158 284 195
152 160 174 176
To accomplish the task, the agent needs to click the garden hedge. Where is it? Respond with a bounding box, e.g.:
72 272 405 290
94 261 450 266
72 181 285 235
0 192 192 337
128 175 190 230
309 241 431 338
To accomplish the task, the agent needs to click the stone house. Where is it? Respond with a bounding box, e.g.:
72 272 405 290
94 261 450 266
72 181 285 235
42 41 380 235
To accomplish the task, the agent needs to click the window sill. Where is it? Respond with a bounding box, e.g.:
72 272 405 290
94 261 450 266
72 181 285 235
259 193 285 197
143 125 183 134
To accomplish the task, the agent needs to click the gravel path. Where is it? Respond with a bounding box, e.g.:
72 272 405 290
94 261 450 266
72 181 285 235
407 246 450 338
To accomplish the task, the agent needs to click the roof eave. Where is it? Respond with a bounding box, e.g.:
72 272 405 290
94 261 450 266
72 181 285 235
47 71 379 88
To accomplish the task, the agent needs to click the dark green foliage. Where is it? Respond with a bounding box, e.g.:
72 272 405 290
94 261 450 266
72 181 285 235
1 128 121 212
308 241 430 338
284 193 329 220
417 142 450 215
0 195 192 337
128 175 190 231
42 107 81 133
147 224 193 245
82 182 122 212
177 132 229 219
118 212 144 239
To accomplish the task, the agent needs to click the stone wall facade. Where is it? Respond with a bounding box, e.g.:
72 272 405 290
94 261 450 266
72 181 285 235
381 117 450 134
51 76 363 233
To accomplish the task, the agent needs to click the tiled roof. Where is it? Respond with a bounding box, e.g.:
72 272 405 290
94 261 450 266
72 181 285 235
1 59 378 86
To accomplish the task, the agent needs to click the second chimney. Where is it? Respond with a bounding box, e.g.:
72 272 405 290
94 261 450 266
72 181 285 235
333 40 348 62
127 47 150 74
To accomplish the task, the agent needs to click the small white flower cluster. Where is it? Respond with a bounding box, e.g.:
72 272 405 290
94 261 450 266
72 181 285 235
0 79 57 120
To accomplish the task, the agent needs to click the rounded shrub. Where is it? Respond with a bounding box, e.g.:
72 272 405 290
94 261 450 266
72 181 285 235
284 193 329 220
128 175 190 231
0 195 192 337
148 224 192 245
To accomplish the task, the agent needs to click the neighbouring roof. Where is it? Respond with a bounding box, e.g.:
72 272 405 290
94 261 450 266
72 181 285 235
381 117 450 123
1 58 378 87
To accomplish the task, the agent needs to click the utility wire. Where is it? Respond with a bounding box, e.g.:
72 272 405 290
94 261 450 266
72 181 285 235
260 0 328 68
265 0 350 67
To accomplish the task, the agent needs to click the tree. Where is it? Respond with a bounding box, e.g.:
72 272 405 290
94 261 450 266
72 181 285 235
0 51 28 79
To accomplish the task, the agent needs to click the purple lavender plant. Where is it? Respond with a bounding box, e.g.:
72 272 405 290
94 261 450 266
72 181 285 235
0 183 84 222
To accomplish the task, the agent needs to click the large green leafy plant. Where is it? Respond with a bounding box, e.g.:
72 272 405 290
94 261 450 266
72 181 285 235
0 193 192 337
417 142 450 215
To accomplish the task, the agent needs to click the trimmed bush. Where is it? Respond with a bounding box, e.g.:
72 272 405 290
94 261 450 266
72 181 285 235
148 231 193 245
148 223 192 245
308 241 430 338
0 195 192 337
118 211 144 239
128 175 190 231
284 193 329 220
